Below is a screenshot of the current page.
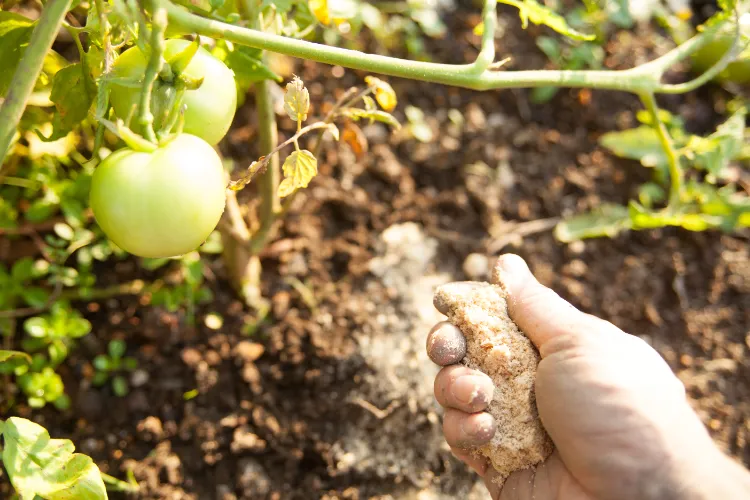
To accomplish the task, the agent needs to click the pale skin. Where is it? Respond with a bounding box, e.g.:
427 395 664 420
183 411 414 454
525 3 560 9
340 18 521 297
427 254 750 500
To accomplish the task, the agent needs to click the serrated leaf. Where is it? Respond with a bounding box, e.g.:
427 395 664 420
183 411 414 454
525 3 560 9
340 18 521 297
554 204 632 242
688 108 746 178
46 63 97 141
1 417 108 500
284 76 310 122
278 150 318 198
0 12 35 96
365 76 397 112
340 108 401 130
599 126 669 169
503 0 595 41
0 350 32 364
309 0 330 24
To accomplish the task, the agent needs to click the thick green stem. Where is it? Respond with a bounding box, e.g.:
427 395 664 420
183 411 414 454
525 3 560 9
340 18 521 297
249 78 281 254
0 0 72 162
639 92 682 207
164 0 730 93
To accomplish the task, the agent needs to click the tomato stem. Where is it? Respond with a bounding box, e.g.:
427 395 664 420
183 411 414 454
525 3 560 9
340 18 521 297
638 91 682 208
0 0 73 163
163 0 731 94
138 0 169 144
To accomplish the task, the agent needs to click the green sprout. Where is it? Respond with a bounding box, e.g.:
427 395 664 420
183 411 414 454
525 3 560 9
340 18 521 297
92 339 138 397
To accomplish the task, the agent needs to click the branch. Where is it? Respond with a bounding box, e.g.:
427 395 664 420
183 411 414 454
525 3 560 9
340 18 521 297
639 92 682 207
0 0 73 163
228 122 333 190
138 0 169 142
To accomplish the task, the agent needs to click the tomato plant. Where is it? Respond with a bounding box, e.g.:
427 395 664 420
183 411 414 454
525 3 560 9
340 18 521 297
109 38 238 145
691 12 750 84
90 134 227 258
0 0 748 497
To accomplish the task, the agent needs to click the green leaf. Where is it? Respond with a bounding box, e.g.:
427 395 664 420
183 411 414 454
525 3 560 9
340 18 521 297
599 126 669 169
67 317 92 338
554 204 632 241
108 340 126 360
536 36 561 62
687 107 746 178
213 42 281 84
278 150 318 198
261 0 295 13
24 317 49 338
45 63 97 140
111 375 129 397
638 182 667 208
0 12 35 96
11 257 35 282
502 0 595 41
1 417 107 500
93 355 111 372
0 350 32 364
340 108 401 130
21 287 50 308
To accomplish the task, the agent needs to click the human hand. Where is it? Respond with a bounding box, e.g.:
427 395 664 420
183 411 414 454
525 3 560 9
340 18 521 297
427 254 750 500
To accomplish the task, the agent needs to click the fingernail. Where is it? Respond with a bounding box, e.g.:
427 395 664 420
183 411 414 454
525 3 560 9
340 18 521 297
460 413 496 445
427 323 466 366
452 375 491 409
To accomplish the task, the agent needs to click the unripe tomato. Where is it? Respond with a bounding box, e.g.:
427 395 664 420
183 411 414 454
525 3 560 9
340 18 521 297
109 39 237 145
90 134 226 258
691 14 750 84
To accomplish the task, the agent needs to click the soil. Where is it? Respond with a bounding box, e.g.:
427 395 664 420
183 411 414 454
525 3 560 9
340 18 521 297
2 3 749 500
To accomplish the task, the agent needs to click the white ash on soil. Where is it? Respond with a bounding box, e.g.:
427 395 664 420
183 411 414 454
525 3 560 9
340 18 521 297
434 281 553 483
330 222 489 499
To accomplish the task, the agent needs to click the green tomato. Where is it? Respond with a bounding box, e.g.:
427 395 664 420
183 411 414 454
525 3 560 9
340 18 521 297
109 39 238 145
691 15 750 84
90 134 226 258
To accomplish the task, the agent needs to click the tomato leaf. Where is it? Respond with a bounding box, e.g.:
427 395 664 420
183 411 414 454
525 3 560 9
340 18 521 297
555 204 632 242
278 150 318 198
1 417 108 500
283 76 310 123
0 12 35 96
686 107 746 179
501 0 595 41
599 126 669 169
213 42 281 84
339 108 401 130
0 350 32 364
43 63 96 141
365 76 397 112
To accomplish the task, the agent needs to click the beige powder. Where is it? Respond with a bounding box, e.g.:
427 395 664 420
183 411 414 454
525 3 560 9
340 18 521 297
433 281 553 483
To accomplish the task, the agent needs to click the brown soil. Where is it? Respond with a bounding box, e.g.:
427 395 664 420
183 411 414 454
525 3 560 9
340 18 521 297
2 4 749 500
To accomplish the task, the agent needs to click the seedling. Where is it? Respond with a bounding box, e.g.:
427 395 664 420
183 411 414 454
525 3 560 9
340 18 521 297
92 339 138 397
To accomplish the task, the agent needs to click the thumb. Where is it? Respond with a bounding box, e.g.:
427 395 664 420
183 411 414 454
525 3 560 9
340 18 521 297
492 254 621 353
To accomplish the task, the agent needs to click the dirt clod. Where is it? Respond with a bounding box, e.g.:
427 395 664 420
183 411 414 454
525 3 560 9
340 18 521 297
434 281 553 483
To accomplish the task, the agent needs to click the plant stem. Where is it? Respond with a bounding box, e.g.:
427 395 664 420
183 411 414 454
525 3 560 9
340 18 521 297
138 0 169 143
0 0 72 163
639 91 682 207
101 472 140 493
164 0 728 94
229 122 332 190
248 78 281 255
